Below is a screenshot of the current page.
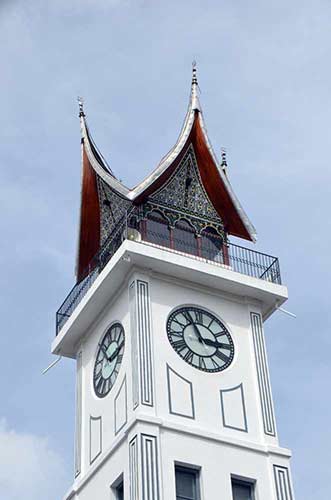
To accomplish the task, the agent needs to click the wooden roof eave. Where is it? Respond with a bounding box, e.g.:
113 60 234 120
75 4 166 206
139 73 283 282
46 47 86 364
75 144 101 282
193 112 257 242
80 115 130 198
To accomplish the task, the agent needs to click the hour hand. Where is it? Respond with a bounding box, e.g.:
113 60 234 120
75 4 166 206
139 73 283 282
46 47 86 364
107 342 124 363
203 338 231 350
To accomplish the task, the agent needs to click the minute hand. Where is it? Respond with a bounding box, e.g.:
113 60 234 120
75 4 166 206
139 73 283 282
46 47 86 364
187 313 205 344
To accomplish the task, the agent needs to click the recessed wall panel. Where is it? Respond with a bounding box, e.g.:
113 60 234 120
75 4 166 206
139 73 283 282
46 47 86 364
251 312 276 436
167 365 195 419
89 415 102 464
114 377 127 435
220 383 248 432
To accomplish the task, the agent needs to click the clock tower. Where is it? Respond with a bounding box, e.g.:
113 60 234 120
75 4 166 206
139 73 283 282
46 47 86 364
53 66 295 500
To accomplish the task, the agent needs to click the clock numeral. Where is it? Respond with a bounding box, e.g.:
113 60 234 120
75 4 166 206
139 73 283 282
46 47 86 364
181 310 191 322
115 327 123 341
211 358 221 369
199 357 207 370
194 310 203 323
170 331 183 339
183 350 194 363
96 357 103 367
111 369 119 386
208 318 216 329
218 343 232 350
117 354 123 364
173 317 187 329
172 339 187 353
113 327 118 340
215 350 229 363
214 331 226 338
96 377 104 393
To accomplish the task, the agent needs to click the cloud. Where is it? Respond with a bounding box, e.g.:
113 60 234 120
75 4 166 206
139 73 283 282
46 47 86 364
0 419 68 500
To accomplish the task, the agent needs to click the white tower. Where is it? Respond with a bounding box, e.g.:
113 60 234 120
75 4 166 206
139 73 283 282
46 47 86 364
53 68 295 500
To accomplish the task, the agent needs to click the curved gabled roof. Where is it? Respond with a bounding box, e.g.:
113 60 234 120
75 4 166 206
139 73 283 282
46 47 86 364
76 68 256 280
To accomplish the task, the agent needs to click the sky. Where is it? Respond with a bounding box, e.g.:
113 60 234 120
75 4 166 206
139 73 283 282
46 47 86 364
0 0 330 498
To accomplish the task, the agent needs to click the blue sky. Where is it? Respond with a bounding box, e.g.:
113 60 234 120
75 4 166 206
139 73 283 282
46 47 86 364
0 1 330 498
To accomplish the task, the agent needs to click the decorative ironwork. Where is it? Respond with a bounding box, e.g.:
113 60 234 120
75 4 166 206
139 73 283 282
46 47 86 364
151 145 223 225
143 202 224 238
56 209 281 335
97 177 132 245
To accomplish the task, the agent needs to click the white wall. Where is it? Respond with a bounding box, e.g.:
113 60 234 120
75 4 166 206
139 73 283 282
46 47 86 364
149 272 277 446
68 266 292 500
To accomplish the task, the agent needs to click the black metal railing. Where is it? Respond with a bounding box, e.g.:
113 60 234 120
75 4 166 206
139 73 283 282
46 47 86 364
56 215 127 334
143 226 281 283
227 242 281 284
56 215 281 335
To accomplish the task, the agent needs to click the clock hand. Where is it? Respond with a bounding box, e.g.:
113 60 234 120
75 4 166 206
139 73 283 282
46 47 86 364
201 338 231 349
107 341 124 363
186 312 207 346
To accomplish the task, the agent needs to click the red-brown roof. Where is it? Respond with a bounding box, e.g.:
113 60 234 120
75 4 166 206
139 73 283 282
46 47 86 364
75 69 256 281
76 146 100 281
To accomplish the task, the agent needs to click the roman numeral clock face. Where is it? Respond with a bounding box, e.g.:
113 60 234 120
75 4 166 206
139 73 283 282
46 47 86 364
93 323 125 398
167 306 234 372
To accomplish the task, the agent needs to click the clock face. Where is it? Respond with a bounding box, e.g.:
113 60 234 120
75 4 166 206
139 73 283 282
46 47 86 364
93 323 125 398
167 306 234 373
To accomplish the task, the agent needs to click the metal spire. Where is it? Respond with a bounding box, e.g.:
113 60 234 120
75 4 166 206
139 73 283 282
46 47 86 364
192 60 198 86
78 96 85 118
220 147 228 175
191 60 201 111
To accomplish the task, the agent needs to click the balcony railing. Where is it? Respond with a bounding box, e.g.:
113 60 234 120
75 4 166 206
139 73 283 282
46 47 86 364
56 215 281 335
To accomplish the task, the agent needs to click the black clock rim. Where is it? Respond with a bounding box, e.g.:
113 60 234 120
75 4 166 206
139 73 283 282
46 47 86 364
93 322 125 398
167 306 234 373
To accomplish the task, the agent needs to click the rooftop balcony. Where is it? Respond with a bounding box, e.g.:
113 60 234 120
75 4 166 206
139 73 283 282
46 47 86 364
56 212 281 336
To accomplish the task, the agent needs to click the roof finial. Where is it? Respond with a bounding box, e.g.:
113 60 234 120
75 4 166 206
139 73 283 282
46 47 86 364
78 96 85 118
192 60 198 87
191 60 201 111
221 147 228 175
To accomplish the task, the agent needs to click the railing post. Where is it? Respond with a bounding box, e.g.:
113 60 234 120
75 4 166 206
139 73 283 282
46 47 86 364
140 219 147 240
223 242 230 266
196 234 202 257
169 226 175 250
125 209 128 240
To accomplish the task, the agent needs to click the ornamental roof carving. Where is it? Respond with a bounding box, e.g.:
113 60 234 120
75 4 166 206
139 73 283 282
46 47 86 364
76 67 256 281
150 144 222 224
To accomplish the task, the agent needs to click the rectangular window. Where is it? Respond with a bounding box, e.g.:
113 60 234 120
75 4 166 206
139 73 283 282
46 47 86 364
175 466 200 500
232 478 254 500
